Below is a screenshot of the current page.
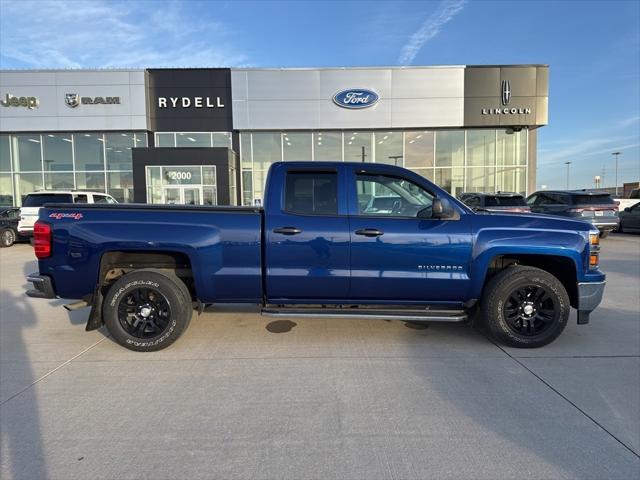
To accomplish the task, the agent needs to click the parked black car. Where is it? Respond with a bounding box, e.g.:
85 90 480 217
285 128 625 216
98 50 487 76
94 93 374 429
0 207 21 247
619 202 640 233
458 192 531 213
526 190 619 237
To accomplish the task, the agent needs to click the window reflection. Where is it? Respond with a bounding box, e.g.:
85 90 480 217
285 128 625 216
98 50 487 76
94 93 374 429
13 135 42 171
375 131 403 165
314 132 342 161
283 132 312 161
74 133 105 171
43 134 73 171
344 131 372 162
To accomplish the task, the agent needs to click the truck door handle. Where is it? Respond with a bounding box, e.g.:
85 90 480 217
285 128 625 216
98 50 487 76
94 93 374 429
273 227 302 235
355 228 384 237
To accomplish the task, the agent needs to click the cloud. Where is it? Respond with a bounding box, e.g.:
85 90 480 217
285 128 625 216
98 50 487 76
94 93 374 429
398 0 466 65
0 0 249 69
617 115 640 128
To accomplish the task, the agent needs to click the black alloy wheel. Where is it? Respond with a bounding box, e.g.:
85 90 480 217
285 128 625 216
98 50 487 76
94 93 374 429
503 285 556 337
481 265 569 348
102 269 193 352
117 287 172 339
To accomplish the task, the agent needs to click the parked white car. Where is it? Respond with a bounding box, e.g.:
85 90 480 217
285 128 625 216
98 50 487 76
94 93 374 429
615 188 640 212
18 191 117 236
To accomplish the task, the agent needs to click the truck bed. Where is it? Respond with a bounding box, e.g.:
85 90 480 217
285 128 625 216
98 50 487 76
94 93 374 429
38 203 264 303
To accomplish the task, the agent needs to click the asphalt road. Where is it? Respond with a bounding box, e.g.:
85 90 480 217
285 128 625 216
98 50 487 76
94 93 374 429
1 234 639 480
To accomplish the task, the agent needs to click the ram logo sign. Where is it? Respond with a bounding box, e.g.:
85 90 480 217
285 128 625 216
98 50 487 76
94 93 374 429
332 89 379 109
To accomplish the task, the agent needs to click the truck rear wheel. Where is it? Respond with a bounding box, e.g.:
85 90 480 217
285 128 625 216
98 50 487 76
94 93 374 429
102 269 193 352
481 266 569 348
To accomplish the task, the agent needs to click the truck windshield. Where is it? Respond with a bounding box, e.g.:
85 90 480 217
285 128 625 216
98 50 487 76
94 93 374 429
485 196 527 207
23 194 73 207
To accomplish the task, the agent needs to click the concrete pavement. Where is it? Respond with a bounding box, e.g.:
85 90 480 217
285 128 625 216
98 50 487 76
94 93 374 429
1 234 639 479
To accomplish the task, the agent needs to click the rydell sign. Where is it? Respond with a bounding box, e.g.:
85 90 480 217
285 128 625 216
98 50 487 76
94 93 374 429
333 89 379 109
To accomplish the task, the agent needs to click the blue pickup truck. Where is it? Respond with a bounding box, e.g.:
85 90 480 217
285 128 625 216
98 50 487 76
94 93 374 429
26 161 606 351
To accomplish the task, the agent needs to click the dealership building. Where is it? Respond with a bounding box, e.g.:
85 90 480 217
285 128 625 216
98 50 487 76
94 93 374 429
0 65 548 207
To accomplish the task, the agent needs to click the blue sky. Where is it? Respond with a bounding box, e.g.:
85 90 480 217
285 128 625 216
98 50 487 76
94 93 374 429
0 0 638 189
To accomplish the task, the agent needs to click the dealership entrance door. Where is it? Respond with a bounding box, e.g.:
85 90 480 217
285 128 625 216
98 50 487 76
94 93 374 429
145 165 218 205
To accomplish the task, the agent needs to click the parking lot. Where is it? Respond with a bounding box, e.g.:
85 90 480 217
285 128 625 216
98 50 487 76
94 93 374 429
1 234 639 480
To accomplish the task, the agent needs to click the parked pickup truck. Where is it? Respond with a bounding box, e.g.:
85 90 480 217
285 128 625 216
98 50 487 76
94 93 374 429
26 162 606 352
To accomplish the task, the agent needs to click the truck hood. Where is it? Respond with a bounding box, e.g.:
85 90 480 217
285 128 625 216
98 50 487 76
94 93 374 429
473 211 595 233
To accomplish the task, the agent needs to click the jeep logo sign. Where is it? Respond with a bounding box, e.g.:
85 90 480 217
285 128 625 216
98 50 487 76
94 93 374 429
1 93 39 109
332 89 379 109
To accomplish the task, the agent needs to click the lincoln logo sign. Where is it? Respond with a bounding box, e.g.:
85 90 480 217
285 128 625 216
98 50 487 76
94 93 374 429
481 80 531 116
501 80 511 106
333 89 379 109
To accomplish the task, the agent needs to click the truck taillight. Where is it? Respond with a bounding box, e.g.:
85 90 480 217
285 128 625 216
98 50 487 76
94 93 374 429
589 233 600 269
33 221 51 259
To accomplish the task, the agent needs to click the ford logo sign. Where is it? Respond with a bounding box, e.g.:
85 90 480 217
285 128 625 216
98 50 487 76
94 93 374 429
333 89 379 109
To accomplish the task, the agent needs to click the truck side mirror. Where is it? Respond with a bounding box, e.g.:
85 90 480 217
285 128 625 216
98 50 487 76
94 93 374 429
432 198 444 217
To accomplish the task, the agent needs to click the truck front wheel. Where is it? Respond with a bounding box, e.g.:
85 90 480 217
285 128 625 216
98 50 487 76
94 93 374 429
102 269 193 352
481 266 569 348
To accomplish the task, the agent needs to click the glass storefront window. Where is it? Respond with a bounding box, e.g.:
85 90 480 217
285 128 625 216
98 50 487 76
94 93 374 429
252 132 281 171
0 173 13 205
435 131 464 167
283 132 312 161
13 135 42 171
74 133 104 171
497 166 526 194
213 132 231 148
497 130 527 166
242 171 253 205
314 131 342 161
105 133 134 171
15 173 43 203
344 131 372 163
435 167 464 197
466 167 496 193
375 131 403 165
176 132 211 147
75 171 105 191
135 133 148 147
156 133 175 147
45 172 74 190
240 133 252 169
108 171 133 203
0 135 11 172
405 131 434 169
43 134 73 171
467 130 496 167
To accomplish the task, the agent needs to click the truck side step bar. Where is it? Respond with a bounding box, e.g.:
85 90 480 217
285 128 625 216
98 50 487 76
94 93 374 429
261 307 467 323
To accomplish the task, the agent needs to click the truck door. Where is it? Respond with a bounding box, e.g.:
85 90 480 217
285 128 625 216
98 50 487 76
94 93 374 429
264 167 350 301
347 170 473 302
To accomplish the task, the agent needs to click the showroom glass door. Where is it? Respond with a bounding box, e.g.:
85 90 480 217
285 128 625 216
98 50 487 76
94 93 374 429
146 166 217 205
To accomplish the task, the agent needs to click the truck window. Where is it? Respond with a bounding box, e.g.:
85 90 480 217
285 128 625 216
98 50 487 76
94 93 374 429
356 173 433 217
74 194 88 203
284 171 338 215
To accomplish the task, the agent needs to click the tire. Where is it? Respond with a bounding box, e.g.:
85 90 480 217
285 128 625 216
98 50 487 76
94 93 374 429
599 230 609 238
102 269 193 352
0 228 16 247
481 266 570 348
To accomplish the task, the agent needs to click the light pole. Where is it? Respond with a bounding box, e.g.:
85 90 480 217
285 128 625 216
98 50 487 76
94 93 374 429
612 152 621 196
565 161 572 189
